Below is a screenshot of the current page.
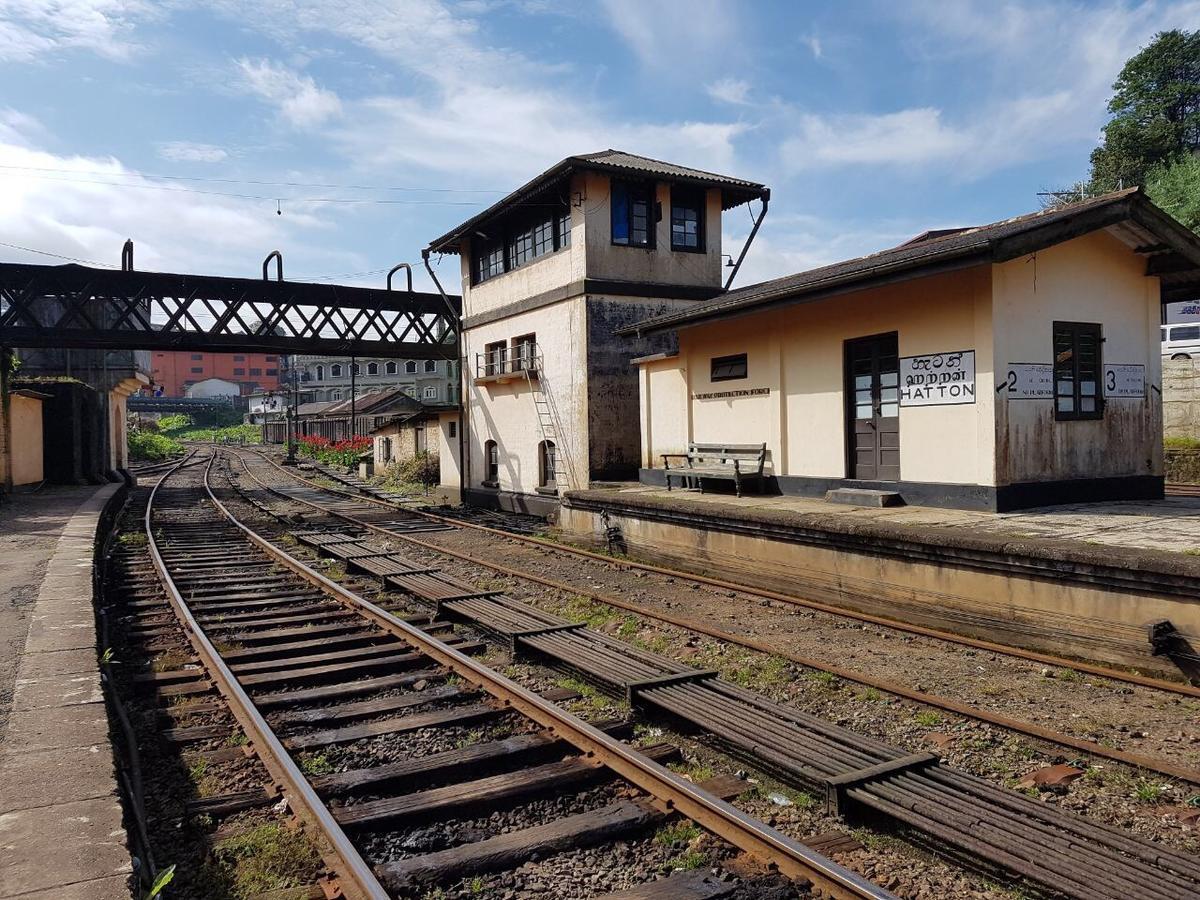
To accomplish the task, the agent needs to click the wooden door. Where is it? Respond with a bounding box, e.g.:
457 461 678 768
846 333 900 482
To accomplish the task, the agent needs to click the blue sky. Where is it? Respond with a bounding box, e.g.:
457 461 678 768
1 0 1198 292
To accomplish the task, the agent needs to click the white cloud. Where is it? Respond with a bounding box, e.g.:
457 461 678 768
707 77 751 106
599 0 735 68
236 58 342 128
783 107 970 169
802 33 822 60
342 84 748 182
0 111 363 285
206 1 749 184
0 0 156 62
774 1 1200 180
156 141 228 163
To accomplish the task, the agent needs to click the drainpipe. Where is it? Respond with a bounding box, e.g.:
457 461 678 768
422 248 466 506
1 347 12 493
724 191 770 291
350 356 356 442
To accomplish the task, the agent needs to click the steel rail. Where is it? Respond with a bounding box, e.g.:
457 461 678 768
231 450 1200 786
205 452 893 900
248 448 1200 699
145 453 388 900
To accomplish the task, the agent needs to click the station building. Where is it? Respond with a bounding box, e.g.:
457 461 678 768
425 150 769 515
624 188 1200 511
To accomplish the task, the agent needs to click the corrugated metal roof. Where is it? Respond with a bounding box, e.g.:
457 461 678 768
623 188 1200 335
425 149 768 254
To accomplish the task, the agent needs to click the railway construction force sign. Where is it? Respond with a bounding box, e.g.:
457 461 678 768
899 350 975 406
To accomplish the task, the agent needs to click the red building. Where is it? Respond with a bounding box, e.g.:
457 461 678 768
149 351 283 397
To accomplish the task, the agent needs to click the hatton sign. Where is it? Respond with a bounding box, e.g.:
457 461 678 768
899 350 976 406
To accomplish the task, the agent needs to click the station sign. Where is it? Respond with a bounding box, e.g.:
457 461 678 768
899 350 975 406
1003 363 1053 400
1103 363 1145 398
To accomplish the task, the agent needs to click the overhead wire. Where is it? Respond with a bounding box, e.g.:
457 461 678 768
0 163 506 195
0 170 487 205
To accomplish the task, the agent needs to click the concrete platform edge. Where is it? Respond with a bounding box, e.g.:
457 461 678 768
0 482 133 899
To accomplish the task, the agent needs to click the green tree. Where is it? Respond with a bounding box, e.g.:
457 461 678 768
1146 153 1200 232
1088 29 1200 192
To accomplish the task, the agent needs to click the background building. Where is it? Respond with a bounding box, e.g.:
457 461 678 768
289 355 458 406
150 350 282 397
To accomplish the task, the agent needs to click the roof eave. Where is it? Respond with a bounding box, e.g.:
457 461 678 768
424 158 769 256
620 243 990 337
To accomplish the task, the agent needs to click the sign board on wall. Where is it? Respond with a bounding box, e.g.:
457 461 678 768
1103 363 1145 398
1003 363 1054 399
899 350 975 406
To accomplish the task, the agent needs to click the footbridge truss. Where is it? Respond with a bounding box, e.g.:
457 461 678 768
0 259 460 359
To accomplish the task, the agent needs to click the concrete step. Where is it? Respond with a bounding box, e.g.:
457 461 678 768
825 488 905 508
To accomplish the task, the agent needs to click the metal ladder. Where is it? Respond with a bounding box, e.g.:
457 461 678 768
522 348 569 494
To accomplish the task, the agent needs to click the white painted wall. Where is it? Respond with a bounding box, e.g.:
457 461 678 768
464 299 588 495
992 229 1163 483
641 264 995 486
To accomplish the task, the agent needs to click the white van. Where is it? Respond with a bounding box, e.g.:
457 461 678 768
1162 323 1200 359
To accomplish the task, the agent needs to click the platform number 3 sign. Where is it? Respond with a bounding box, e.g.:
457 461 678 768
1103 364 1145 398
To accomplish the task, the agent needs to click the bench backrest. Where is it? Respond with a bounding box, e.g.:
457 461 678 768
687 442 766 464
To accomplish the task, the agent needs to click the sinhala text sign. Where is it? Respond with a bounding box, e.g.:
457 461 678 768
899 350 975 406
1004 363 1054 399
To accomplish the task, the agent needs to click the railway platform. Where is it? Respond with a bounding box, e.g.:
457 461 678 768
0 482 131 900
560 485 1200 679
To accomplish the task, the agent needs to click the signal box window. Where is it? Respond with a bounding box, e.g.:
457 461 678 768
670 188 705 252
611 180 654 248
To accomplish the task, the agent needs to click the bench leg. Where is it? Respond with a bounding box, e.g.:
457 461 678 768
665 472 672 491
735 474 742 498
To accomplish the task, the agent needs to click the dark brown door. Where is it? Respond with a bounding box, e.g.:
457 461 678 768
846 333 900 482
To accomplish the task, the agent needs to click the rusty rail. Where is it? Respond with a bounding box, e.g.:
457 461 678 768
233 449 1200 785
199 451 890 900
146 454 388 900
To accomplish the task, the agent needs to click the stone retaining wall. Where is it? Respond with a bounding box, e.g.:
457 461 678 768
1166 448 1200 484
1164 358 1200 442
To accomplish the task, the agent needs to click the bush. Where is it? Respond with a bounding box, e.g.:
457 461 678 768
392 451 439 485
157 413 193 432
128 429 183 461
296 435 371 468
171 423 261 444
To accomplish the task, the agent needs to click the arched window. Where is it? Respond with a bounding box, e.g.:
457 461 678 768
484 440 498 484
385 361 398 375
539 440 557 488
331 390 342 401
315 364 325 381
424 359 437 373
331 364 343 377
405 360 417 374
351 362 360 376
367 362 378 376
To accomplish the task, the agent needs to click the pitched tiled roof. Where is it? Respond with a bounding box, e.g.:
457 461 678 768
622 188 1200 335
425 149 768 254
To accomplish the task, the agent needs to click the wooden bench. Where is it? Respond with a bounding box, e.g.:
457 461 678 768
661 442 767 498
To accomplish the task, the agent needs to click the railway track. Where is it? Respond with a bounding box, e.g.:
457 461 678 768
229 449 1200 786
107 450 887 899
220 447 1200 900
